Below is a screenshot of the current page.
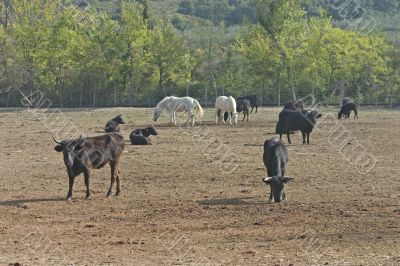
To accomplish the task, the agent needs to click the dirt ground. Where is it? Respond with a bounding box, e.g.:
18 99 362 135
0 106 399 266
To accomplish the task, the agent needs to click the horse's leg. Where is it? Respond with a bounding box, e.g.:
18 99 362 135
184 110 193 127
173 112 177 126
215 110 219 124
190 111 195 127
246 109 249 121
229 113 232 125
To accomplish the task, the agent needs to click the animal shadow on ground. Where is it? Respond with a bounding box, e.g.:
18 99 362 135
0 197 65 206
196 197 254 206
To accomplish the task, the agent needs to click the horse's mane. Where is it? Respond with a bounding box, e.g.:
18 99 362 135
156 96 175 108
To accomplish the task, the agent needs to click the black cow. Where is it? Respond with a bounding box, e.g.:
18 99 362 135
236 99 251 122
130 134 151 145
262 137 293 203
53 133 125 201
237 94 258 113
129 126 158 145
338 102 358 119
105 115 125 133
276 109 322 145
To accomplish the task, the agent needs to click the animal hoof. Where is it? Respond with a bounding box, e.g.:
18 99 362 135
67 197 72 202
115 192 120 197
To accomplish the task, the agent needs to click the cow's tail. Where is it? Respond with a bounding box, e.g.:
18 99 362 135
194 99 204 118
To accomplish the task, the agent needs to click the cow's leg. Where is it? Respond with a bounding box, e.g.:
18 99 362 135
115 163 121 196
269 186 273 202
83 170 91 199
67 174 75 201
246 110 249 121
307 132 310 145
250 106 254 113
286 133 291 144
301 132 306 145
107 161 116 197
279 133 283 141
255 105 258 113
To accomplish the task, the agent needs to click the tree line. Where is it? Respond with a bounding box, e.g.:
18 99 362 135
0 0 398 107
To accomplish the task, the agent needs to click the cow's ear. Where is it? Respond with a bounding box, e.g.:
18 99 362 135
282 176 294 183
54 145 63 152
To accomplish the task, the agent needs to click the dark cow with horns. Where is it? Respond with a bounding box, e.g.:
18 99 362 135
53 133 124 201
276 109 322 145
262 137 294 203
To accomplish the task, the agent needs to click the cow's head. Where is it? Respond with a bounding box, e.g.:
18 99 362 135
262 176 294 203
113 115 125 124
53 135 85 168
147 125 158 136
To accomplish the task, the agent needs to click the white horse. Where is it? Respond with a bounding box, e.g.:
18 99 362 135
215 96 238 125
154 96 204 127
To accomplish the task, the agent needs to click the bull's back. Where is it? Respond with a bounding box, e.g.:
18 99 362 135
263 138 287 177
87 133 124 164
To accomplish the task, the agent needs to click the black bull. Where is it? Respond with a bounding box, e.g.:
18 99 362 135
54 133 124 201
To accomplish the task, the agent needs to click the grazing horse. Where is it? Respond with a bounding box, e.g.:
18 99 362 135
153 96 204 127
215 96 238 125
237 99 251 122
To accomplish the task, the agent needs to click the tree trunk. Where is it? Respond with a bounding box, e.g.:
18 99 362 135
158 66 163 99
79 85 83 108
114 84 117 107
205 81 208 107
339 80 345 108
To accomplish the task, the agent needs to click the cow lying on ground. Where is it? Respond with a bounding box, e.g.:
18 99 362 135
276 109 322 144
105 115 125 133
129 126 158 145
338 102 358 119
262 137 293 203
53 133 124 201
237 94 258 113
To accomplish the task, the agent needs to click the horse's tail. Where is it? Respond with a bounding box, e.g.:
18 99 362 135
194 99 204 118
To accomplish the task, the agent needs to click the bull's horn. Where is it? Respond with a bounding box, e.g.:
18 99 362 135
52 135 62 144
263 177 274 182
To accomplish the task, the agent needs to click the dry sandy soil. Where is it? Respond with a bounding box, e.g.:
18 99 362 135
0 106 399 265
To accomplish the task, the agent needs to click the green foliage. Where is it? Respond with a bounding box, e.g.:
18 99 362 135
0 0 398 107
